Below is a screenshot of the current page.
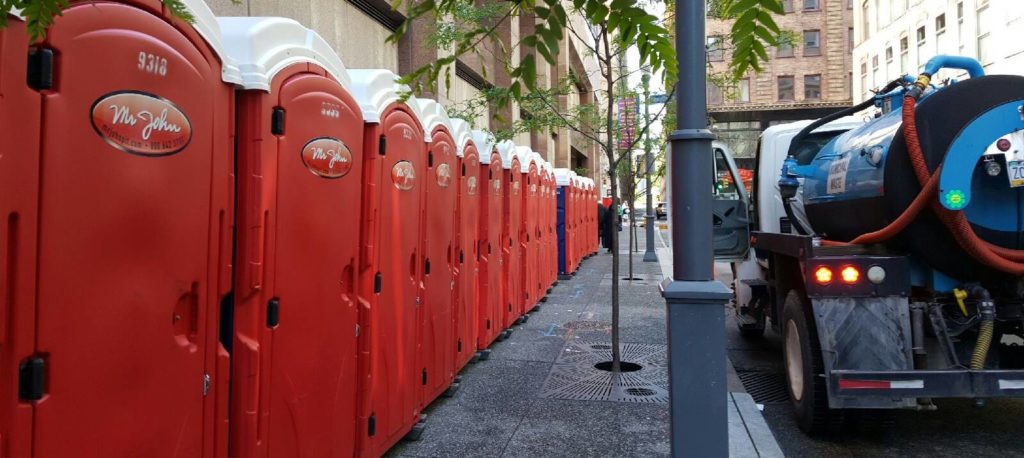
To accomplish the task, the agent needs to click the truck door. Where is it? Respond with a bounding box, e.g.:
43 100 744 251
712 146 751 260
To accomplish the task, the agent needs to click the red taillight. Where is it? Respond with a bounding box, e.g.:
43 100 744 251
841 266 861 284
997 138 1012 151
814 266 833 284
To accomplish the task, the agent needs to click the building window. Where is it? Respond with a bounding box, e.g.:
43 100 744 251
872 55 880 88
860 61 868 97
738 79 751 102
778 76 794 101
804 30 821 56
900 35 909 72
978 3 991 65
848 27 854 50
782 0 794 13
707 81 723 105
777 40 794 58
707 35 724 62
957 2 964 22
847 0 853 9
803 0 819 11
804 74 821 99
885 46 893 62
917 26 927 69
861 1 871 42
935 13 946 33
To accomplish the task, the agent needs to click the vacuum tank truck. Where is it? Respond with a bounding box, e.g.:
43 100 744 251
713 55 1024 433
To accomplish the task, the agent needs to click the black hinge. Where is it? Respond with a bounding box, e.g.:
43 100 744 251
424 259 431 275
462 163 467 176
374 272 382 293
266 298 280 327
458 339 463 352
271 108 285 135
486 319 491 330
508 238 512 247
378 135 386 156
488 170 493 179
508 303 512 312
459 250 464 264
368 414 376 436
18 357 45 401
488 243 492 254
27 48 54 91
422 368 427 385
428 152 434 167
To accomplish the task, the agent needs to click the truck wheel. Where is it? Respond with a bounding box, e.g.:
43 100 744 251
782 290 843 434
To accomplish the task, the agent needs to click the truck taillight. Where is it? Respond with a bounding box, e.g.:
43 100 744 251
841 266 861 284
814 266 833 284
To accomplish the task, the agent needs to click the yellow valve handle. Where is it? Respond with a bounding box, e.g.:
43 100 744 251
954 288 969 316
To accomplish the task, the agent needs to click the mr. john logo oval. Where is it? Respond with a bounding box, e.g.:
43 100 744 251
91 91 192 157
392 160 416 191
436 163 453 188
301 137 353 179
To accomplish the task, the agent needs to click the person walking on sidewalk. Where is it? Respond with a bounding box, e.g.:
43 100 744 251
602 199 616 252
597 202 607 247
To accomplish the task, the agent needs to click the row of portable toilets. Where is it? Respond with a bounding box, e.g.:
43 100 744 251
0 1 599 457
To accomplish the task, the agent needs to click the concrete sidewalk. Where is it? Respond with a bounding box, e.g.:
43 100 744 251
386 229 783 457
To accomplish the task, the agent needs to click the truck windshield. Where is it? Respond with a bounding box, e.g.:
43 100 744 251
793 130 849 165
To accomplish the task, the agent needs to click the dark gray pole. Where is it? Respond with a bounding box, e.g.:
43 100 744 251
642 70 657 263
659 0 732 456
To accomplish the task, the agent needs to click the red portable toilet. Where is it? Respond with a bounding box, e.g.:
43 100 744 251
349 69 426 456
450 119 480 370
219 17 362 457
498 140 522 332
472 130 504 353
543 162 557 288
0 1 241 456
526 152 546 310
0 16 42 457
515 147 536 314
413 98 458 407
535 160 553 300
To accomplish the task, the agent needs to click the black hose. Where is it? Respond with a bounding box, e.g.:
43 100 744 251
783 198 811 236
787 97 875 158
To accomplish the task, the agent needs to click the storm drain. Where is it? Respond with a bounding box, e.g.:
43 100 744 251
540 342 668 404
736 370 791 404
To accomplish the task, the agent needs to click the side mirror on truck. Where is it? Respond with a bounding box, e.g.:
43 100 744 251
712 146 751 260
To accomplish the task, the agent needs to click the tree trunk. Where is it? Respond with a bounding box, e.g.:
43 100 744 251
604 29 621 374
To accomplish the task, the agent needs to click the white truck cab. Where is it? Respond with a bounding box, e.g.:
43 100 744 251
712 117 867 335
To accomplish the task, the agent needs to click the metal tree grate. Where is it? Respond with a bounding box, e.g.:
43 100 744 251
539 342 668 404
736 370 791 404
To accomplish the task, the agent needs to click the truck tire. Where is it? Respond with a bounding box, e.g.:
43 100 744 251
782 290 843 434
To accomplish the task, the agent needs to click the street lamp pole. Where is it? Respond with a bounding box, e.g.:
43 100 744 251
660 0 732 456
641 70 657 263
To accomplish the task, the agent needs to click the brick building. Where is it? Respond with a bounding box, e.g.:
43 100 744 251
705 0 854 164
204 0 605 187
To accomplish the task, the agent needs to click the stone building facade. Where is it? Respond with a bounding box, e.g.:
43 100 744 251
705 0 854 163
204 0 604 186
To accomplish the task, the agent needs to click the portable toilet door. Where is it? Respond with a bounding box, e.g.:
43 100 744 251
540 163 553 289
474 131 504 350
413 98 458 408
498 141 522 329
514 147 534 314
451 119 479 371
349 69 425 457
521 151 541 312
535 161 550 299
0 2 240 456
0 15 43 458
219 18 362 457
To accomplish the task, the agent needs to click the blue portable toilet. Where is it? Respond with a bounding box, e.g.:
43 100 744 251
554 168 572 276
